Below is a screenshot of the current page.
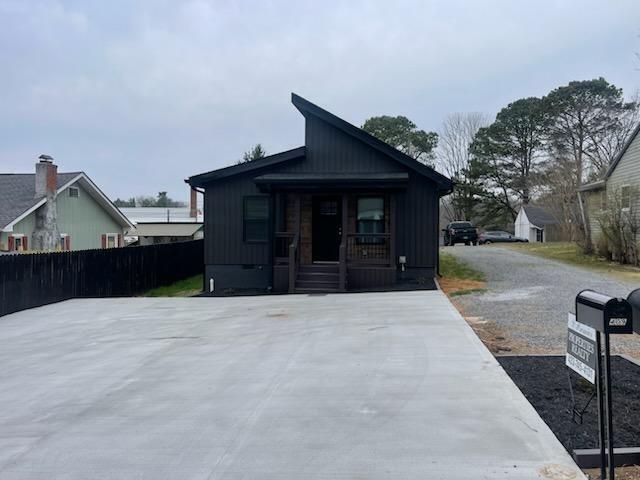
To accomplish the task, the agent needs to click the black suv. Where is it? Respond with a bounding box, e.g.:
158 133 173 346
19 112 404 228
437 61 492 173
443 221 478 246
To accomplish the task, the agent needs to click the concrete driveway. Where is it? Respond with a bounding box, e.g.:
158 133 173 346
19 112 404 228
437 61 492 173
0 292 582 479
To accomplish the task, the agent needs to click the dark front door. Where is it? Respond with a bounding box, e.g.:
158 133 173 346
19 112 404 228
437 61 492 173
312 196 342 262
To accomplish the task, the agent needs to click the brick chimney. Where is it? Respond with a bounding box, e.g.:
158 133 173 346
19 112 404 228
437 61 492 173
35 154 57 198
32 154 60 251
190 187 198 219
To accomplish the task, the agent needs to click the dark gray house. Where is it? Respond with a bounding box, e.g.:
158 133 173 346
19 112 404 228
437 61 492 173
187 94 453 294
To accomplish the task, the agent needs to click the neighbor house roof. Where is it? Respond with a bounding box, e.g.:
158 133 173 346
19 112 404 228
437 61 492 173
130 222 203 237
521 205 558 227
0 172 133 231
187 94 453 192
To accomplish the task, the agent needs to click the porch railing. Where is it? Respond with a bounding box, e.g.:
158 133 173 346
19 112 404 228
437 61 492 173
346 233 391 265
288 234 299 293
274 232 295 263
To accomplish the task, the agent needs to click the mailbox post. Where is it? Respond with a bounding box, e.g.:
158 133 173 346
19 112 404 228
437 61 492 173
572 290 633 480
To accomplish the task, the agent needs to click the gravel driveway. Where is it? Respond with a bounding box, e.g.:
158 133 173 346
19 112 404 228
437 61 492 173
444 245 640 355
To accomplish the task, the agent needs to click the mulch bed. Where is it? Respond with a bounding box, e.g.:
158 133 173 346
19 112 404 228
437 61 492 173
498 355 640 453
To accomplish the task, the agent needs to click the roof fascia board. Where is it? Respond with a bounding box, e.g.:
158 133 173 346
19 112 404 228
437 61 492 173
187 146 306 187
71 174 134 229
604 122 640 180
1 197 47 231
291 93 453 190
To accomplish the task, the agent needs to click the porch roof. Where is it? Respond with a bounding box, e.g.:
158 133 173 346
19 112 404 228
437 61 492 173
254 172 409 191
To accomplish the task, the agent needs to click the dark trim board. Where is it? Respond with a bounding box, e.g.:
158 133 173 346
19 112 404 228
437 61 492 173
188 147 306 187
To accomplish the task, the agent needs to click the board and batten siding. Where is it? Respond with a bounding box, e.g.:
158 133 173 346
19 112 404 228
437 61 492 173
203 173 271 266
395 174 439 269
277 115 407 174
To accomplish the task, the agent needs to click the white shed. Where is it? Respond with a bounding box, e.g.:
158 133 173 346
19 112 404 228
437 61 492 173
514 205 559 243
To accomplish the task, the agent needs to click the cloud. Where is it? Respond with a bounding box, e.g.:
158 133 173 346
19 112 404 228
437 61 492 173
0 0 638 200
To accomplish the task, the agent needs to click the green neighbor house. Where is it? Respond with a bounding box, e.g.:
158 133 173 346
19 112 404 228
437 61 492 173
0 157 132 253
579 121 640 248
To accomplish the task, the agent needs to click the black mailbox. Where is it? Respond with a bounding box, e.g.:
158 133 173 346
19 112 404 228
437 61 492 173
626 288 640 335
575 289 633 334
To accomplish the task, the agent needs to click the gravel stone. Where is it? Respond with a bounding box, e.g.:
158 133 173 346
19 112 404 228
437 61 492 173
443 245 640 354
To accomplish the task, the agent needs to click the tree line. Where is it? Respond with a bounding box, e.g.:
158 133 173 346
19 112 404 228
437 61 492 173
238 79 638 251
362 78 639 250
114 191 186 208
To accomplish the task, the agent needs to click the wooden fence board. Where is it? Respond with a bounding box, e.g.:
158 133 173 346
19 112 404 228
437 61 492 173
0 240 203 317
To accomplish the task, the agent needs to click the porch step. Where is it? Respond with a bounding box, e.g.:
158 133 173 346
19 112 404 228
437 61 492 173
298 264 339 274
295 264 340 292
296 280 339 289
295 288 341 294
297 272 339 282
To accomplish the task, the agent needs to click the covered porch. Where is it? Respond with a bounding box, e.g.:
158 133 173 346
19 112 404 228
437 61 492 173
257 173 405 293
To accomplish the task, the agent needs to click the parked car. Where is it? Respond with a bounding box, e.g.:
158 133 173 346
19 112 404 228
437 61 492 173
478 231 528 245
443 221 478 246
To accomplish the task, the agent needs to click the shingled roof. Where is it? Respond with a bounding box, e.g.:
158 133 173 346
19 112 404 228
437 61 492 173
0 172 81 230
522 205 558 227
0 171 133 231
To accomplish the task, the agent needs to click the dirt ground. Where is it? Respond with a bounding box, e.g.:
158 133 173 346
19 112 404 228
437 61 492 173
585 466 640 479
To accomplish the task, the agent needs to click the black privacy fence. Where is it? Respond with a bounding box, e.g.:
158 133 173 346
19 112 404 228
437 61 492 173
0 239 203 317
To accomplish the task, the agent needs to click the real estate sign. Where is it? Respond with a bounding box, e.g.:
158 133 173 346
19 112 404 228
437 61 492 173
566 313 597 384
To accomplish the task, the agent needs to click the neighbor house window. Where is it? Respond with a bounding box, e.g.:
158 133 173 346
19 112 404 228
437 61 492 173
621 185 631 210
60 234 71 251
600 191 607 211
357 197 384 244
102 233 119 249
9 235 27 251
244 196 269 242
68 187 79 198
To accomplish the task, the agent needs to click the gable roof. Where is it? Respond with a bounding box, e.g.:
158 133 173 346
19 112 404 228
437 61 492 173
291 93 453 191
0 171 133 231
187 94 453 192
579 121 640 192
603 121 640 180
521 205 558 227
187 147 306 187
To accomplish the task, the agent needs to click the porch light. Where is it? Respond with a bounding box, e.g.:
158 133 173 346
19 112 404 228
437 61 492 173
399 256 407 272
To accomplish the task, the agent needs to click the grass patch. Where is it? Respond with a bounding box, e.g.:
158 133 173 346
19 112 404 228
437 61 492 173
142 274 203 297
498 242 640 283
449 288 488 297
439 251 486 296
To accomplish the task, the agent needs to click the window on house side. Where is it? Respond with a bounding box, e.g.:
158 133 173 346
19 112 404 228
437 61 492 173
244 196 269 242
600 191 607 211
621 186 631 210
107 234 117 248
69 187 79 198
357 197 384 244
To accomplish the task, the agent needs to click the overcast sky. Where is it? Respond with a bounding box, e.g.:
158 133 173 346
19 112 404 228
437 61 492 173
1 0 639 201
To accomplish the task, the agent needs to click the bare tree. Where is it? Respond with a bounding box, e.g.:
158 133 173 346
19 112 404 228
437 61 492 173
586 90 640 178
437 112 489 221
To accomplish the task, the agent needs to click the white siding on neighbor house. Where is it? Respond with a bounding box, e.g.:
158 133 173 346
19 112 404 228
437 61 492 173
515 208 541 242
514 209 528 239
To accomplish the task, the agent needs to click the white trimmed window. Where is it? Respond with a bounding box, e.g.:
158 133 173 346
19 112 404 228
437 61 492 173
106 233 118 249
68 187 80 198
60 234 71 251
621 185 631 211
